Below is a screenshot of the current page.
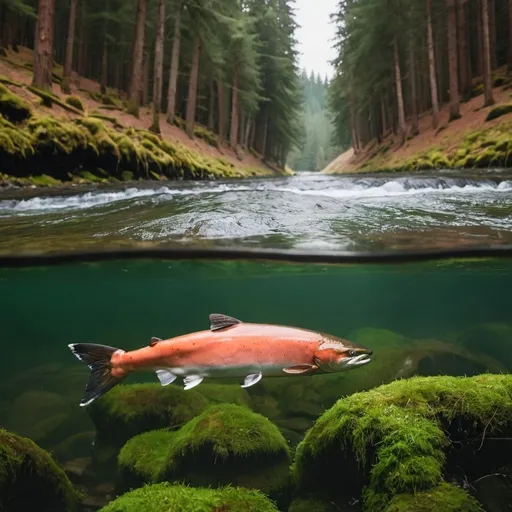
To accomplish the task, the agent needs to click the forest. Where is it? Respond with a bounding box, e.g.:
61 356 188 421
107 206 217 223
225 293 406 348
328 0 512 154
286 70 343 172
0 0 303 169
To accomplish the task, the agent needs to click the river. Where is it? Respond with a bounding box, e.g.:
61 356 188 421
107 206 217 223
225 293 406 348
1 169 512 254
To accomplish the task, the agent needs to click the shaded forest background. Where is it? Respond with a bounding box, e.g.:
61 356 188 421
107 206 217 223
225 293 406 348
0 0 319 170
327 0 512 156
286 70 344 172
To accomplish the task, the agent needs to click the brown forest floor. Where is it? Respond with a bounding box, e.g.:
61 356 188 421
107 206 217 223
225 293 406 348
323 73 512 174
0 46 273 173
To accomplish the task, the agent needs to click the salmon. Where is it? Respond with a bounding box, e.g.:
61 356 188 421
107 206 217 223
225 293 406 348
68 313 373 407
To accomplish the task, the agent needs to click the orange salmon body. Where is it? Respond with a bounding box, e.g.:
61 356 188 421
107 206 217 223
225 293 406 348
69 313 373 407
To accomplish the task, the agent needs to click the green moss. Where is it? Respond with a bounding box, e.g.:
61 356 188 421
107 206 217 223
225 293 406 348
0 84 32 123
65 95 84 112
75 170 108 183
0 429 80 511
118 429 174 488
88 383 209 449
194 124 218 147
0 114 34 157
293 374 512 511
30 174 62 186
159 404 291 494
99 482 279 512
121 170 134 181
385 483 483 512
485 103 512 121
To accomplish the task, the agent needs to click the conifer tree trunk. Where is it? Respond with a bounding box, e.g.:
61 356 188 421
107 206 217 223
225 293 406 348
99 0 109 95
477 0 484 76
77 0 86 85
394 36 406 142
229 63 239 148
508 0 512 70
61 0 77 93
186 35 201 139
409 38 419 135
217 80 226 140
167 0 182 124
33 0 56 92
457 0 470 96
127 0 147 117
482 0 495 105
447 0 461 120
150 0 165 134
489 0 497 69
208 79 215 130
380 94 388 136
426 0 440 128
142 47 149 106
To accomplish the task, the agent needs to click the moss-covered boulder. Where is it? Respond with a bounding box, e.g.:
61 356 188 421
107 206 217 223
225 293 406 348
152 403 290 498
118 429 173 490
88 383 208 473
385 483 483 512
0 429 80 511
293 374 512 511
88 383 208 448
99 482 279 512
0 84 32 123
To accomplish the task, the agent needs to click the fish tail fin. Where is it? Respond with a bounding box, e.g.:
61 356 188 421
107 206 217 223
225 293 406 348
68 342 126 407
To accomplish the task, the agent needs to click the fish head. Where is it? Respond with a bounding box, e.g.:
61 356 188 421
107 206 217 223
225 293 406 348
313 336 373 373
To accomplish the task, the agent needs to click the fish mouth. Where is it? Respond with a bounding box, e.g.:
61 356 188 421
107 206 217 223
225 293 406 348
346 353 372 366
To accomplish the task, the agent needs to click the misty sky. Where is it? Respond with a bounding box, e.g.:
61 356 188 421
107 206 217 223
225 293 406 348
294 0 339 80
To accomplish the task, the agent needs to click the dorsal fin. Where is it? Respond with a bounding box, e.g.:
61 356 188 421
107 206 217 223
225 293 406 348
209 313 242 331
150 337 162 347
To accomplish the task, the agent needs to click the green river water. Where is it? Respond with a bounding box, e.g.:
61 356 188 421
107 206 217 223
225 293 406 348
0 171 512 511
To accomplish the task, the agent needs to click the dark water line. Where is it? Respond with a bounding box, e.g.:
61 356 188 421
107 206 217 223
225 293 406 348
2 244 512 267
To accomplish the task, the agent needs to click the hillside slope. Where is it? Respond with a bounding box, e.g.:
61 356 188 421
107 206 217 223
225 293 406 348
322 76 512 175
0 46 290 188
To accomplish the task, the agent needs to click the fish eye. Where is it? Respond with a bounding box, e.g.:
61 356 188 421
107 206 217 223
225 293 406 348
348 349 356 357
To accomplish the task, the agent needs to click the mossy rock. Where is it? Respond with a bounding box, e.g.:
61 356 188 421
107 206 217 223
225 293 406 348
455 323 512 370
0 84 32 123
0 429 80 511
197 383 252 407
99 482 279 512
485 104 512 122
159 403 291 497
385 483 483 512
64 95 84 112
118 429 173 490
88 383 209 450
293 374 511 511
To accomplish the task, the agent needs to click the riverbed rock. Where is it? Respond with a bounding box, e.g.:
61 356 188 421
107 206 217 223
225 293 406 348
0 428 80 511
118 403 291 501
293 374 511 511
99 482 279 512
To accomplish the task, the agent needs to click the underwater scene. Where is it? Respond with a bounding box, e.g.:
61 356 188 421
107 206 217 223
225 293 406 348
1 254 512 512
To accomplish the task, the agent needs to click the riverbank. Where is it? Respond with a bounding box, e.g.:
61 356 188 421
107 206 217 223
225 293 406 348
0 47 291 190
323 68 512 175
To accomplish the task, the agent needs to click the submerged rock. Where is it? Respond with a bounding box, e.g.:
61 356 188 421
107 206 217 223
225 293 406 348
99 482 279 512
293 374 512 511
0 428 80 511
117 404 291 500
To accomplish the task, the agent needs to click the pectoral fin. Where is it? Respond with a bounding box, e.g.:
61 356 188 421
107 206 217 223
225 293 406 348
209 313 242 331
283 364 317 375
241 372 262 388
155 369 177 386
183 375 204 390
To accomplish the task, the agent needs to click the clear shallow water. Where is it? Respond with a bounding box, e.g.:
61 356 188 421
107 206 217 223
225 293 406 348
1 256 512 509
1 170 512 253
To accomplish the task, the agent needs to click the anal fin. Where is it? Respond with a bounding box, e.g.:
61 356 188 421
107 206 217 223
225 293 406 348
241 372 262 388
155 369 177 386
283 364 317 375
183 375 204 390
